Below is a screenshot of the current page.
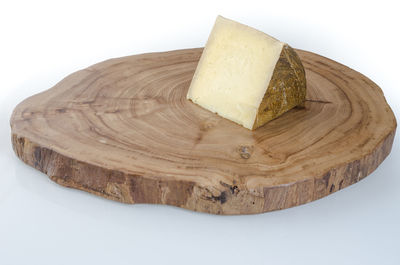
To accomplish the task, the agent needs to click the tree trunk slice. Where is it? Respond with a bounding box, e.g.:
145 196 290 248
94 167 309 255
10 48 396 215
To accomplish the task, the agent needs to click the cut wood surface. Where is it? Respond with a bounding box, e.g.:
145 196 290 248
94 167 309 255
11 48 396 215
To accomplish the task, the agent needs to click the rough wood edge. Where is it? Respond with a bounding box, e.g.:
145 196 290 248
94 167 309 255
11 126 396 215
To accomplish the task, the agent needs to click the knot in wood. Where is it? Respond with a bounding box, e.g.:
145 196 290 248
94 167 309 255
239 145 252 159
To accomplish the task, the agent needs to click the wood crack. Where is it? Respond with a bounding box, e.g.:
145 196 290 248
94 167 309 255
305 99 332 104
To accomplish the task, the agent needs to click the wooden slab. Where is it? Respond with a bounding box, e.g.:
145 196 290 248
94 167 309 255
11 48 396 215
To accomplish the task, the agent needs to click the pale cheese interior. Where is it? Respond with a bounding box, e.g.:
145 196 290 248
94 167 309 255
187 16 284 129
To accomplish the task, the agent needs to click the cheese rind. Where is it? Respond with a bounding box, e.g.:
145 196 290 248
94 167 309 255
253 44 306 129
187 16 306 130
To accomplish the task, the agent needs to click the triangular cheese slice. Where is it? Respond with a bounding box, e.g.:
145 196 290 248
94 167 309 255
187 16 306 130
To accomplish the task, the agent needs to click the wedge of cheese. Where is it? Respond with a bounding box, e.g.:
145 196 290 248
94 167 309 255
187 16 306 130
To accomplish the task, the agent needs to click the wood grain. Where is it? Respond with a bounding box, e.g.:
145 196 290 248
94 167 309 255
10 48 396 215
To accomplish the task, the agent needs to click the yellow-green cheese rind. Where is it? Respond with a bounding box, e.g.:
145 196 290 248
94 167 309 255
253 44 306 129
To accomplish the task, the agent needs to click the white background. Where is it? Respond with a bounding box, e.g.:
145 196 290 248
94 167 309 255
1 0 399 264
